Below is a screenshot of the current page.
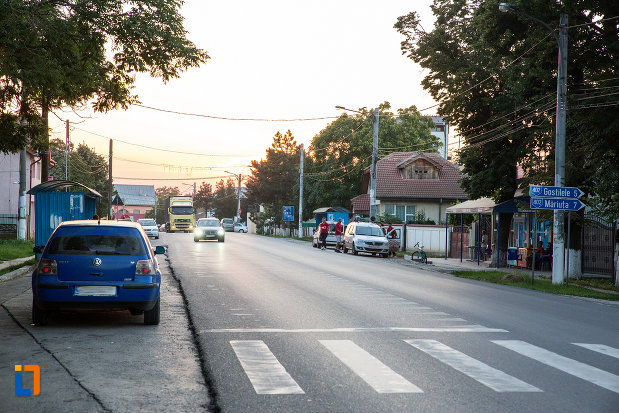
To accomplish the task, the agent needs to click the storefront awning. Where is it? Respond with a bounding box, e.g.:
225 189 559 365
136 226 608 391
445 198 495 214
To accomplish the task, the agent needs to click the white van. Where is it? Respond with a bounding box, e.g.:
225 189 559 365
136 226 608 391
343 222 389 258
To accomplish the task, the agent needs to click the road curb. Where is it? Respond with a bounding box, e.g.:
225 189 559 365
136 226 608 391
0 265 33 283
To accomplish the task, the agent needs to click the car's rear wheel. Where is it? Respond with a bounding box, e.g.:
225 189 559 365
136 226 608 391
32 298 48 326
218 238 224 242
352 243 358 255
144 297 160 325
343 245 348 253
194 237 200 242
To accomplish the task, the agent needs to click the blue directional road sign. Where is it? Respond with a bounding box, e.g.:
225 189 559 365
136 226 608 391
282 206 295 221
530 197 585 211
529 185 583 199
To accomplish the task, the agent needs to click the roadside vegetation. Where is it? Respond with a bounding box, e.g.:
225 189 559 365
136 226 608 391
0 258 36 277
0 239 34 261
451 270 619 301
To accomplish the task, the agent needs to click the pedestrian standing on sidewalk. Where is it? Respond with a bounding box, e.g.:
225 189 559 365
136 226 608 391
334 218 343 253
385 223 399 257
319 217 329 250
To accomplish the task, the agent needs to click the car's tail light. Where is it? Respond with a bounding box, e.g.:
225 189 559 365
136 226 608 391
38 259 57 275
135 259 155 275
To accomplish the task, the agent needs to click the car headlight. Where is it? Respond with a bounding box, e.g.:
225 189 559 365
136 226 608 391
218 228 224 235
195 228 203 235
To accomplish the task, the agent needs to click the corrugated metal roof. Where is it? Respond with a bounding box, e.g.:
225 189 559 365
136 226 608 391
27 179 102 199
113 184 156 206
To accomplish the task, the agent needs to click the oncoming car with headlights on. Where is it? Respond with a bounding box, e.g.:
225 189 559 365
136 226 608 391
31 220 164 326
194 218 225 242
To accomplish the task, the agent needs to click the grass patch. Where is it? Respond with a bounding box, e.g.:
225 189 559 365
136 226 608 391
0 239 35 261
0 258 36 277
451 270 619 301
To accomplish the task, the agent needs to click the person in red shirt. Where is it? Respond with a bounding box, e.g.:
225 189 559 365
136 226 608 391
334 218 343 253
318 217 330 250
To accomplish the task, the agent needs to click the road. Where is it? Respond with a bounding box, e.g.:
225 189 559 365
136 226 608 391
164 231 619 413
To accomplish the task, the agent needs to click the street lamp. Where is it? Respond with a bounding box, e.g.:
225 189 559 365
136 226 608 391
499 3 568 284
224 170 242 221
336 105 380 220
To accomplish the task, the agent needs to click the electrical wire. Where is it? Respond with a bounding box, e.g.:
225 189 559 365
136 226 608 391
567 15 619 28
134 104 339 122
114 156 251 169
113 175 236 181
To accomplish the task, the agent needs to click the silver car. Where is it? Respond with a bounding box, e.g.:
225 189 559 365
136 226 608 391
343 222 389 258
137 218 160 239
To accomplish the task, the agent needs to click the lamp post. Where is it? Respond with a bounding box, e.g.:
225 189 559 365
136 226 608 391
499 3 568 284
336 105 379 220
224 170 242 222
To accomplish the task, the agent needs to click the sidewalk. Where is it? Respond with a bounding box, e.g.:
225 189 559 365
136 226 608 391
403 255 553 278
0 256 36 283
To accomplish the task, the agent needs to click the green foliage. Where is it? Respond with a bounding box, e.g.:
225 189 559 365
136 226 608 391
0 239 34 260
48 139 109 217
212 178 237 219
377 213 402 224
194 182 214 216
246 130 300 224
407 210 435 225
148 186 180 224
395 0 619 220
0 0 209 153
304 103 438 218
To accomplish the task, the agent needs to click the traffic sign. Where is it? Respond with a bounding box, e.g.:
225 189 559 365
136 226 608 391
529 185 583 199
530 197 584 211
282 206 295 221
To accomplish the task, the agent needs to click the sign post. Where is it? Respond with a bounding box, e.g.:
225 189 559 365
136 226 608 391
282 206 294 221
529 185 584 285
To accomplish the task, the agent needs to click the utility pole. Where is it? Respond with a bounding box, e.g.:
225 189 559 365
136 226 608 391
108 139 113 219
236 174 242 221
41 107 49 182
298 143 304 238
18 148 27 239
552 13 568 285
193 182 197 198
65 119 70 181
369 108 379 219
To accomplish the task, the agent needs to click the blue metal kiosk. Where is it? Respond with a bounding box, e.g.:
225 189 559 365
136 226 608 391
27 180 102 259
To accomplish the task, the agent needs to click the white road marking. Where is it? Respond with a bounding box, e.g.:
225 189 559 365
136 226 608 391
572 343 619 359
230 340 304 395
493 340 619 394
405 339 541 392
203 325 508 333
320 340 422 393
233 314 254 316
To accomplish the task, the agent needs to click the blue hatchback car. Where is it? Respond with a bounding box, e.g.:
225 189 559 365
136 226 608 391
32 220 164 325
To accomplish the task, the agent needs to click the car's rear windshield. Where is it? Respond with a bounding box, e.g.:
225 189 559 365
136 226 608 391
138 219 156 226
356 226 384 236
47 227 147 255
222 219 233 224
198 220 220 227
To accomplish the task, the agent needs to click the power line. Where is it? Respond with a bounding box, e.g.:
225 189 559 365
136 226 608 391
567 15 619 28
113 175 236 181
114 156 250 169
135 104 339 122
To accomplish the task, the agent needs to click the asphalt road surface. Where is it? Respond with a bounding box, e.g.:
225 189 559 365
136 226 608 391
164 231 619 413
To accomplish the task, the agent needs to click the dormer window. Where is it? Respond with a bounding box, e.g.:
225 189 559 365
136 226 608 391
401 159 438 179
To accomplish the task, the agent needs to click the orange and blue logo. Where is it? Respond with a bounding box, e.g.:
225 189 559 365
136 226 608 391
14 365 40 396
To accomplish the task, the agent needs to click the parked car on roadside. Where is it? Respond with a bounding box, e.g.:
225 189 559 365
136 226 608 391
194 218 225 242
31 220 164 326
233 222 248 233
343 222 389 258
312 222 346 249
221 218 234 232
138 218 160 239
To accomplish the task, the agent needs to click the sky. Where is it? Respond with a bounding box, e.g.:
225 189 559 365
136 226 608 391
48 0 438 192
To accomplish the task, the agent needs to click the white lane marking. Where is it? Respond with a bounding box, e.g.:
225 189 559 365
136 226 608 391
320 340 422 393
572 343 619 359
230 340 304 395
405 339 541 392
233 314 254 316
493 340 619 394
204 326 508 333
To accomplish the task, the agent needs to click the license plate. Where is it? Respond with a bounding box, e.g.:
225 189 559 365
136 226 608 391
75 286 117 296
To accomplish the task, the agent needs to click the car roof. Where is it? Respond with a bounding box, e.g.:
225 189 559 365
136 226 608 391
57 220 142 229
198 218 219 221
354 222 380 227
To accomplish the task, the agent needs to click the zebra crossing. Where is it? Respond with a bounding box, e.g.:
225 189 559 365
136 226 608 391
230 338 619 395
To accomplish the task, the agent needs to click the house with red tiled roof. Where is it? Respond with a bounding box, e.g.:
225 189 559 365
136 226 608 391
350 152 468 223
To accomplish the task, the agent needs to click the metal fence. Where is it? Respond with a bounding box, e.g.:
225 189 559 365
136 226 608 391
0 214 17 239
582 215 615 276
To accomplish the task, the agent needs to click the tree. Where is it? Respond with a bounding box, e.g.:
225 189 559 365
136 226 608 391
246 130 300 223
194 182 214 217
212 179 237 219
303 103 438 218
0 0 209 173
48 139 109 217
146 186 180 224
395 0 619 264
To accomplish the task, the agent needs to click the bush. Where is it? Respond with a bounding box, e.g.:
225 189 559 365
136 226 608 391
0 239 35 260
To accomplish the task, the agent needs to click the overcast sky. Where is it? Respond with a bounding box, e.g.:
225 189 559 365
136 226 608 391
49 0 438 191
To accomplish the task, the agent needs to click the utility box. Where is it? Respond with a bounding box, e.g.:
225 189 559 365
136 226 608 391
27 180 101 258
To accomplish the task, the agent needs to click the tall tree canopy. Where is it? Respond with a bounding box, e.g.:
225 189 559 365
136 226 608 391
0 0 209 153
246 130 300 222
212 178 238 219
49 139 109 217
395 0 619 220
303 103 438 217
